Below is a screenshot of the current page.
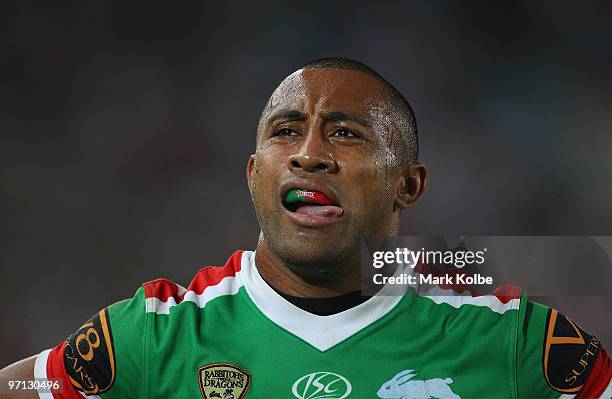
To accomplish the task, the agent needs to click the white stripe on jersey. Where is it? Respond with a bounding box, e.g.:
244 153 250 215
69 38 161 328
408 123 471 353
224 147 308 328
34 349 53 399
598 378 612 399
144 270 244 315
421 285 520 314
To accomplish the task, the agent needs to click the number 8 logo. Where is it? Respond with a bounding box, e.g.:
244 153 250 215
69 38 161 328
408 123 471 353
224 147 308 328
76 327 100 361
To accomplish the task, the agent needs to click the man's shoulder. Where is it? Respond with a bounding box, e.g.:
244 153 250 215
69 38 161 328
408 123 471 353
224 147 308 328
409 281 524 318
142 249 248 315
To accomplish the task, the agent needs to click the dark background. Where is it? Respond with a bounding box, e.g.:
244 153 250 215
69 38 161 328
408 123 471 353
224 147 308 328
1 1 610 363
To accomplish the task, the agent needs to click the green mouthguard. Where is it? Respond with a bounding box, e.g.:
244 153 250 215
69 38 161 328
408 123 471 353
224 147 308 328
285 189 333 205
285 189 307 204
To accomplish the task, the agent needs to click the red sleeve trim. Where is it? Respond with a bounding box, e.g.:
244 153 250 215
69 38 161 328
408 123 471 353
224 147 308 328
45 342 88 399
577 347 612 398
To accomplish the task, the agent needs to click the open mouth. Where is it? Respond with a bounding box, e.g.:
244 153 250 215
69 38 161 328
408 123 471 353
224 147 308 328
282 189 344 218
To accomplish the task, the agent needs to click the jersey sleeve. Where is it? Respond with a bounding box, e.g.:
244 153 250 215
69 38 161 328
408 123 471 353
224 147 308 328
34 287 148 399
517 299 611 398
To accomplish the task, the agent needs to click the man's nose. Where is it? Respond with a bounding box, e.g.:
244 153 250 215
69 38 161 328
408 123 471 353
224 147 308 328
287 132 339 174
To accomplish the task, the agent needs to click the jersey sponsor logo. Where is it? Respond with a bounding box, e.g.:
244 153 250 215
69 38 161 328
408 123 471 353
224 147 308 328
197 362 252 399
543 309 602 393
377 369 460 399
63 309 116 394
291 371 352 399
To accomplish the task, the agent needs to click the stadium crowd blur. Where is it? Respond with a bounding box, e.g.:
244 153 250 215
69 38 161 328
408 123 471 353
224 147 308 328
1 1 610 363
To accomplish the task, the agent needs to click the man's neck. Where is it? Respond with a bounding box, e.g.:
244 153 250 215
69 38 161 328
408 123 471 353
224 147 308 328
254 238 362 298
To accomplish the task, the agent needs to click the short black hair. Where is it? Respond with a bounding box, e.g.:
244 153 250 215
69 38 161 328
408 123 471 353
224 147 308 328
300 57 419 164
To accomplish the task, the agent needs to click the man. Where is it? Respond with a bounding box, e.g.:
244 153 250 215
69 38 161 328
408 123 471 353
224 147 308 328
1 58 610 398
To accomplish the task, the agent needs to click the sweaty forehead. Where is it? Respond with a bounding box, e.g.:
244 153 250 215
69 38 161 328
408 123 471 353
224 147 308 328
266 68 391 117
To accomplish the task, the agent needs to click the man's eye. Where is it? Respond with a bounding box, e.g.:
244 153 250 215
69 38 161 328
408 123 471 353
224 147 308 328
332 128 357 138
276 128 298 137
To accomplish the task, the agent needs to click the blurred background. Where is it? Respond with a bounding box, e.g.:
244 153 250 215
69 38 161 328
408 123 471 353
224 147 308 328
1 1 610 363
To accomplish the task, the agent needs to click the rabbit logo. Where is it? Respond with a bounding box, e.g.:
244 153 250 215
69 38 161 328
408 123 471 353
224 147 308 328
377 370 460 399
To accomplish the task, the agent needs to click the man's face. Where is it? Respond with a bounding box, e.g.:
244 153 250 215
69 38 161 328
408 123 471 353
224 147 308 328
248 68 405 274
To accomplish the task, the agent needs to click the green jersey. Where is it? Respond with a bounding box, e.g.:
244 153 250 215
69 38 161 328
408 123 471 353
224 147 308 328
35 250 611 398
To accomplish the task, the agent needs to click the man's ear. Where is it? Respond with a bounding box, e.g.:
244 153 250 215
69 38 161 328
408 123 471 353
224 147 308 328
246 154 256 197
394 162 428 210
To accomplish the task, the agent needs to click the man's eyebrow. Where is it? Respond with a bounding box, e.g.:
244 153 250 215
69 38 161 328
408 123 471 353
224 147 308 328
266 109 308 124
322 111 371 128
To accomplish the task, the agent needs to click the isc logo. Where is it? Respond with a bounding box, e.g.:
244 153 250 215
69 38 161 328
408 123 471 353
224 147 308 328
291 371 352 399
